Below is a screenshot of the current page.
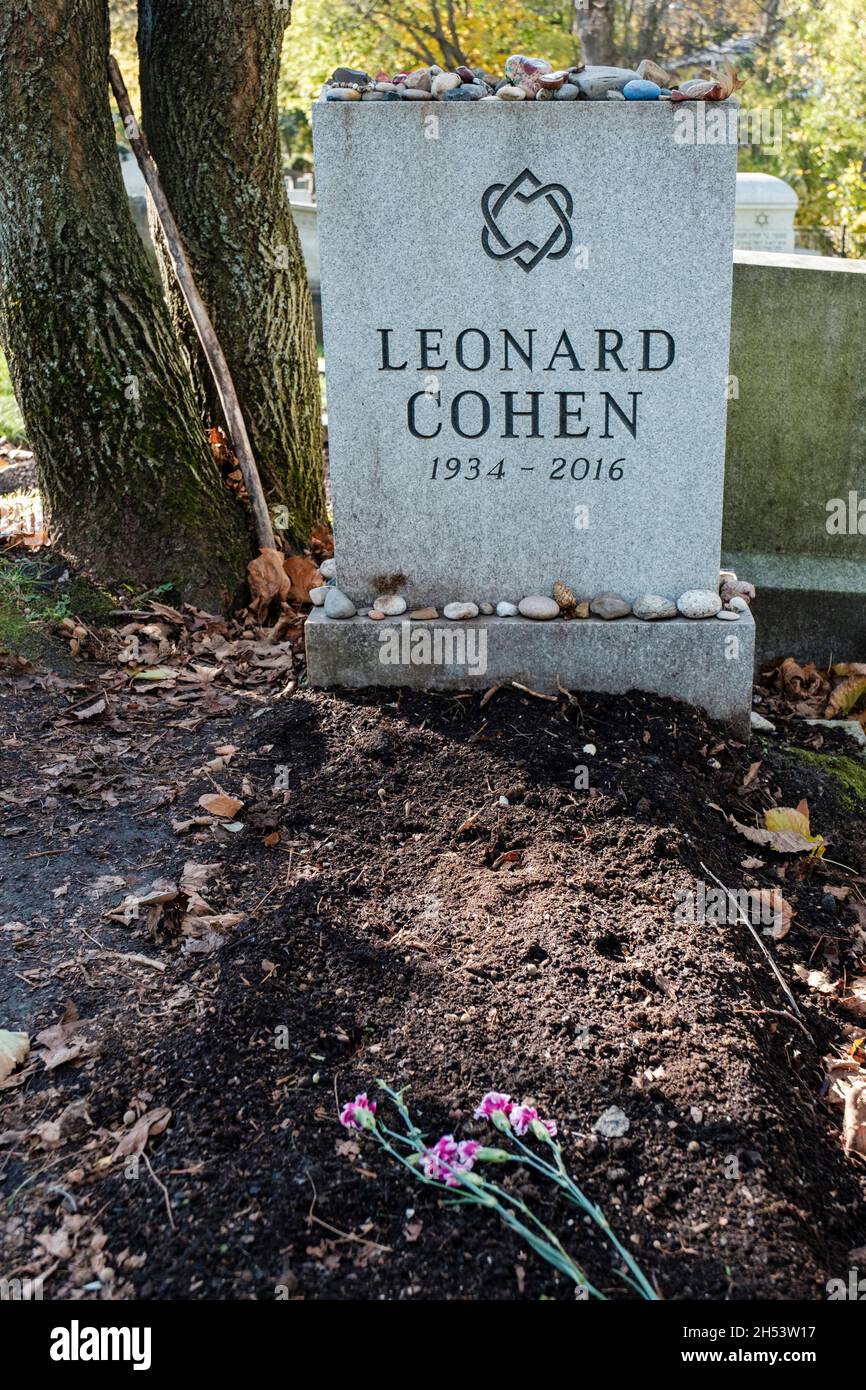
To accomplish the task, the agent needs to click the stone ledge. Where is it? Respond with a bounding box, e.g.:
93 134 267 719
306 608 755 734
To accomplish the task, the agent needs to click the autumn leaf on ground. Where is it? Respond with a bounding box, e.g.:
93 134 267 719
198 792 244 818
747 888 794 940
826 675 866 720
247 547 290 618
283 554 324 605
34 1013 99 1070
794 964 837 995
308 522 334 560
0 1028 29 1083
832 663 866 679
129 667 177 685
730 800 826 855
769 657 830 715
842 977 866 1018
72 695 107 721
111 1106 172 1160
824 1054 864 1104
740 760 761 791
492 849 523 870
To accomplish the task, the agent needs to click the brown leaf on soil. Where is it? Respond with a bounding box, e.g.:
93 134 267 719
247 547 290 617
35 1014 99 1070
747 888 795 940
842 977 866 1018
740 760 761 790
180 913 245 953
826 675 866 720
72 695 107 721
492 849 523 870
283 555 324 605
0 1029 29 1083
198 792 244 818
794 964 836 995
729 811 826 856
843 1082 866 1156
768 658 830 716
112 1106 172 1160
824 1054 864 1104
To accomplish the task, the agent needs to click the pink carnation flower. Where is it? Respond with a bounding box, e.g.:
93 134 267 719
421 1135 480 1186
339 1092 377 1129
510 1104 558 1138
509 1103 539 1136
474 1092 514 1120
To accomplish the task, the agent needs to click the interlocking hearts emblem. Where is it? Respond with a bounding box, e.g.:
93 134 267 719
481 168 573 272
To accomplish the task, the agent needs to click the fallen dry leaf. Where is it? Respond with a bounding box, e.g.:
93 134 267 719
741 760 761 790
824 1054 864 1104
247 547 290 618
843 977 866 1018
34 1014 99 1070
198 792 244 819
794 964 836 995
826 675 866 720
283 554 324 605
747 888 795 941
112 1106 172 1160
0 1029 29 1082
72 695 107 721
730 801 826 856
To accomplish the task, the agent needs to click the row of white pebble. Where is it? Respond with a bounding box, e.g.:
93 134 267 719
310 564 754 622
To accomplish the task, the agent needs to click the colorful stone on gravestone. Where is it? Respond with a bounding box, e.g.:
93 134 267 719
623 79 662 100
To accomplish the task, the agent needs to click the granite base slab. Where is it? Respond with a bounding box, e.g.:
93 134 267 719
306 608 756 734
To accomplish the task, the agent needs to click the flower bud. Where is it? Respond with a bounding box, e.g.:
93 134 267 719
477 1147 511 1163
531 1118 557 1144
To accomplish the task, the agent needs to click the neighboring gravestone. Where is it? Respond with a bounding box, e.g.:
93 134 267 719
734 172 798 254
307 101 754 729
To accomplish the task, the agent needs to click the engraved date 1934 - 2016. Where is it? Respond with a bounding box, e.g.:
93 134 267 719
429 456 626 482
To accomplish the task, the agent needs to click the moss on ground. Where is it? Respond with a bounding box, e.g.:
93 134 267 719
784 745 866 811
0 554 119 662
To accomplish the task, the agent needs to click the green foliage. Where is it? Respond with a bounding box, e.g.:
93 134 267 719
740 0 866 236
280 0 577 106
0 559 73 657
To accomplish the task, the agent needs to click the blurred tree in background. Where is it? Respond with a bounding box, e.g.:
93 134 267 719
743 0 866 235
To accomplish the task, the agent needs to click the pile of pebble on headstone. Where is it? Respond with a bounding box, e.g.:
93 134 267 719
319 55 743 105
313 568 756 624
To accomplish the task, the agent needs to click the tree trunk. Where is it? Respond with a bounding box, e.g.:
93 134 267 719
138 0 326 550
0 0 251 607
573 0 617 66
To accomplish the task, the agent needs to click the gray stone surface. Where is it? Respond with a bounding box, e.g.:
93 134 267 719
313 102 738 609
723 250 866 664
306 608 755 733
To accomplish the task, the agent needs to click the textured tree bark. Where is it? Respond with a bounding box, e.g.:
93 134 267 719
0 0 251 607
138 0 327 549
573 0 617 67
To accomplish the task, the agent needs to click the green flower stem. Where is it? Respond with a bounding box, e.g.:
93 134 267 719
368 1118 603 1297
506 1131 658 1300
